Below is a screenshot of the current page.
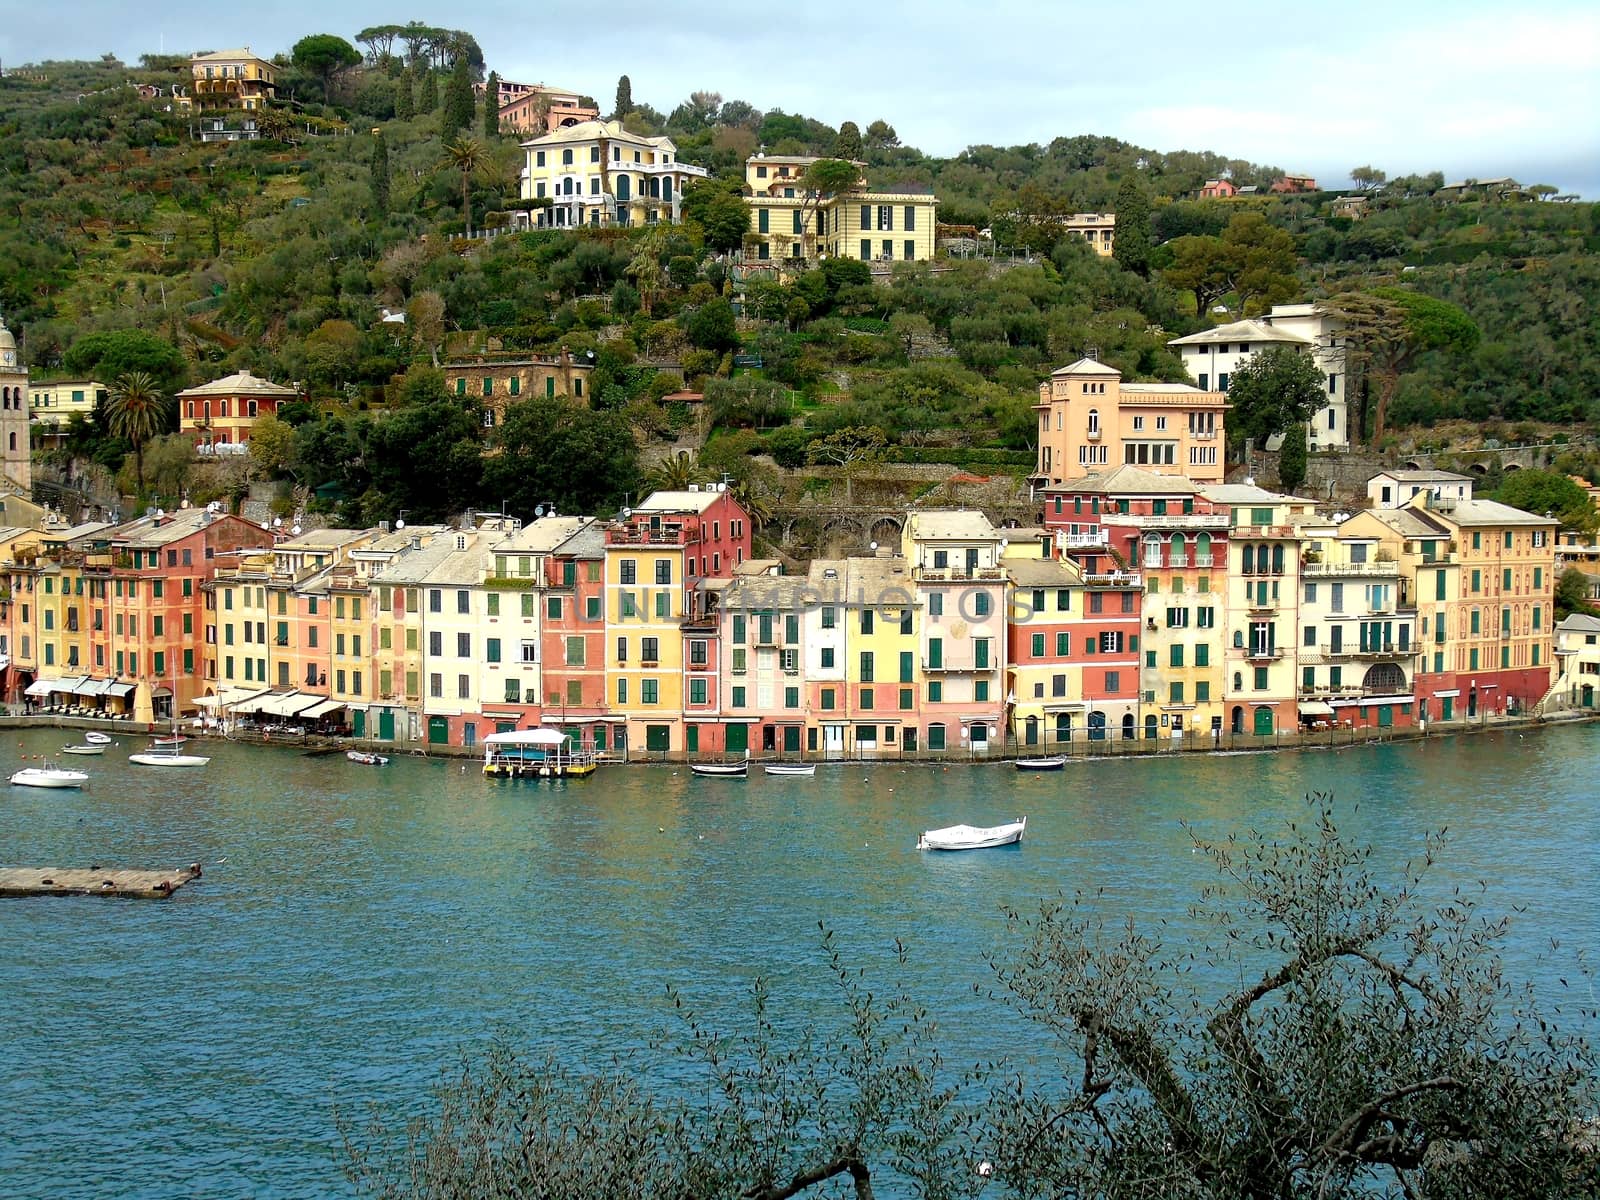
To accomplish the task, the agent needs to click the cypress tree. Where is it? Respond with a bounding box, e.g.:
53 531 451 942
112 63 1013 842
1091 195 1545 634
370 132 390 216
483 70 500 139
835 121 862 160
613 74 632 121
395 68 415 121
417 68 437 114
1277 420 1308 493
441 56 474 140
1113 176 1152 277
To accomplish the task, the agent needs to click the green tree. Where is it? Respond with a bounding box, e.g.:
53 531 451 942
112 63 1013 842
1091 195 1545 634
395 67 415 120
291 33 361 100
417 67 437 113
644 449 710 492
1112 175 1151 277
698 189 754 254
612 74 632 121
685 298 739 355
1492 469 1598 534
834 120 862 160
1276 419 1307 492
369 132 390 216
1350 164 1387 191
1555 567 1597 620
63 330 187 395
438 137 490 236
1225 345 1327 452
484 397 640 518
106 370 170 490
440 55 474 140
246 411 297 479
1327 288 1480 443
365 387 484 521
1163 212 1298 317
481 70 500 139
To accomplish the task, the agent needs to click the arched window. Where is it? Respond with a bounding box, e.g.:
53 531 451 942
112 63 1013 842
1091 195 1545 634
1271 543 1285 574
1120 713 1136 740
562 148 574 165
1242 545 1255 575
1196 532 1212 565
1233 672 1243 691
1170 533 1186 566
1087 408 1100 435
1362 663 1406 693
1143 534 1162 568
1144 714 1159 739
1233 630 1244 648
8 432 15 450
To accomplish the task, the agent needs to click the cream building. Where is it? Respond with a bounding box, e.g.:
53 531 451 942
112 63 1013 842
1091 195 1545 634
742 154 938 265
1033 358 1228 487
520 120 708 228
1167 304 1349 450
28 379 106 444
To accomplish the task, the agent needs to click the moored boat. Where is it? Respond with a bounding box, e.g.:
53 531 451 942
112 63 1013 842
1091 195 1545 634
690 761 748 778
11 765 90 789
152 735 188 747
60 744 107 756
1015 756 1067 771
917 816 1026 852
763 763 816 777
346 750 389 766
129 745 210 768
84 731 113 745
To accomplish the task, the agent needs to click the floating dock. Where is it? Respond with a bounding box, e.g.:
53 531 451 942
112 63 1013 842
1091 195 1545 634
0 862 202 899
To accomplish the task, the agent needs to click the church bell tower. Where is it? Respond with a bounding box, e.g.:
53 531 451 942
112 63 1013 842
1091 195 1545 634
0 312 32 491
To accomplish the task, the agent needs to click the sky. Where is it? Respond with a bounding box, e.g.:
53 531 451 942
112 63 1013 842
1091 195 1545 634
6 0 1598 197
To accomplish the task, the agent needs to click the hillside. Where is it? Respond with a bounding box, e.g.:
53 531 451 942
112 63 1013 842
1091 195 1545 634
1 48 1597 529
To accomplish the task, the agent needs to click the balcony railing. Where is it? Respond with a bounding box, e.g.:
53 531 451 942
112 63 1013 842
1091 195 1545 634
1059 530 1107 547
1321 642 1413 660
915 566 1007 582
1124 513 1231 530
1086 428 1102 441
1241 645 1286 661
1247 598 1279 614
1084 571 1142 588
607 526 700 546
1302 562 1399 577
1192 429 1217 441
922 659 990 673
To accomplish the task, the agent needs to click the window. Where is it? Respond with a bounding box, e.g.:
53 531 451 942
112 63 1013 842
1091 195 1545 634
655 559 672 585
860 688 874 710
821 688 836 711
1104 671 1120 693
821 606 836 629
689 679 707 705
486 638 502 664
457 632 471 658
1032 633 1046 657
820 647 835 669
859 651 874 681
642 636 659 663
565 636 584 665
731 685 745 707
928 681 942 703
860 609 874 634
974 592 991 617
620 560 636 585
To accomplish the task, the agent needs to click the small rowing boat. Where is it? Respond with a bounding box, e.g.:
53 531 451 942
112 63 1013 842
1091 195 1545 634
917 817 1026 852
84 731 113 745
346 750 389 766
690 762 748 778
1014 756 1067 771
60 743 107 756
763 763 816 777
152 735 188 747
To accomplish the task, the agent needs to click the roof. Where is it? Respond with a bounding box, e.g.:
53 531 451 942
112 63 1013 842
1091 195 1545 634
634 489 723 514
845 555 915 599
1201 483 1302 505
274 528 368 552
492 515 596 555
520 119 678 154
176 371 298 399
1346 507 1450 538
1051 465 1199 496
1556 613 1600 635
905 510 998 541
721 570 817 610
1120 383 1221 396
191 48 272 63
369 535 467 586
1005 557 1083 587
1424 498 1557 528
1048 357 1121 378
1375 469 1472 483
115 509 259 548
1167 319 1311 348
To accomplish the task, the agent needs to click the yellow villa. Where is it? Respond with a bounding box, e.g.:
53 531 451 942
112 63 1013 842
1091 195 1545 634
180 48 278 111
742 154 938 266
519 120 709 229
1034 358 1228 486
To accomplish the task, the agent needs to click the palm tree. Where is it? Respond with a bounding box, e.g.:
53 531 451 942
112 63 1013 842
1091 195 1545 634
644 450 709 493
439 136 490 236
107 371 169 492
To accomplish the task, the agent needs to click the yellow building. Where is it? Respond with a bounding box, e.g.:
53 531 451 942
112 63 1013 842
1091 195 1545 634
520 120 709 229
181 48 278 111
28 379 106 445
839 555 920 759
1033 358 1229 486
742 154 938 265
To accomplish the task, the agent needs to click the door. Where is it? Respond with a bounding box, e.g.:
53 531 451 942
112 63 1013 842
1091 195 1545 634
1024 716 1039 746
823 724 845 759
782 725 801 754
428 716 449 744
726 724 748 754
1467 689 1477 717
645 724 670 753
1055 713 1071 745
1583 686 1595 709
1231 706 1244 734
378 709 395 740
1088 712 1106 741
686 725 698 754
762 724 776 751
901 727 917 753
462 722 476 748
1442 696 1454 721
1378 705 1394 728
1253 706 1275 736
1144 715 1158 740
1121 713 1136 740
353 710 365 738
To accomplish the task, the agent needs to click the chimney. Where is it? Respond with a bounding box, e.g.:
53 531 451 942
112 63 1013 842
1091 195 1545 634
410 534 421 550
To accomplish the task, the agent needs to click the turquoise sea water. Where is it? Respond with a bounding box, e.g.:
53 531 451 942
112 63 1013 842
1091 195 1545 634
1 724 1597 1197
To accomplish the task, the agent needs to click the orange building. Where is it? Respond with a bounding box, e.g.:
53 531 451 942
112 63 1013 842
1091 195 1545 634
178 371 300 452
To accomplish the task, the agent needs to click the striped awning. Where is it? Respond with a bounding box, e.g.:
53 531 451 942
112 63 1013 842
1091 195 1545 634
300 699 346 719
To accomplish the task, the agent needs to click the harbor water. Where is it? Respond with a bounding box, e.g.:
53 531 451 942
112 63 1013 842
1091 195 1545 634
2 724 1597 1197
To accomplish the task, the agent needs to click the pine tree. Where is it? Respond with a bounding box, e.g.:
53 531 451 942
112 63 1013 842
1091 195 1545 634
370 132 391 216
613 75 632 121
835 121 862 160
417 68 437 113
1277 420 1308 493
395 68 415 121
441 57 474 140
482 70 500 139
1113 176 1152 277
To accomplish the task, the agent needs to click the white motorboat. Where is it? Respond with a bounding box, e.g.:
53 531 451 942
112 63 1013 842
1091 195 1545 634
1015 756 1067 771
917 816 1026 852
60 744 107 756
347 750 389 766
11 765 90 789
690 762 748 778
129 745 210 768
84 731 113 745
763 763 816 776
152 735 188 747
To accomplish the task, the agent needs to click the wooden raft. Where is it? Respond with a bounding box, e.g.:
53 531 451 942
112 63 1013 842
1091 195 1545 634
0 862 202 899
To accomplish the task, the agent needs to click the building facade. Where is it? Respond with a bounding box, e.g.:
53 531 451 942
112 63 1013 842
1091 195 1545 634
742 155 938 265
520 120 708 228
0 315 32 489
178 371 300 451
442 351 593 421
180 49 277 111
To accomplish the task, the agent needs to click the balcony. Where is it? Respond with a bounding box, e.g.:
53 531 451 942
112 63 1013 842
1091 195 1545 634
640 657 660 668
1192 429 1217 441
1059 530 1108 548
1241 645 1285 661
1084 570 1142 588
688 658 712 672
1194 554 1214 568
607 525 700 547
1321 642 1414 660
1086 428 1101 441
1233 524 1296 539
922 659 990 674
1247 598 1279 615
915 566 1007 582
1301 561 1399 578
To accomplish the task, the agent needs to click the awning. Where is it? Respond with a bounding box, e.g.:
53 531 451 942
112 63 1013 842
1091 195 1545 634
258 692 325 718
1299 701 1335 716
1432 689 1461 698
484 728 565 747
233 692 285 714
300 699 346 719
198 686 268 710
77 679 114 698
25 678 60 697
107 682 136 699
55 675 91 695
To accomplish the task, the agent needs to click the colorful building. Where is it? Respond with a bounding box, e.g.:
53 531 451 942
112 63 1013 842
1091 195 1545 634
180 48 278 111
0 315 33 490
1033 358 1228 487
489 80 597 135
742 154 938 265
28 378 106 446
442 350 593 421
520 120 708 229
178 371 300 452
